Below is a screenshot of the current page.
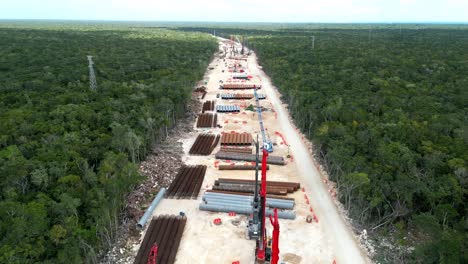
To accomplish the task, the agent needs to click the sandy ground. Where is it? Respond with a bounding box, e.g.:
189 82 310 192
132 39 370 264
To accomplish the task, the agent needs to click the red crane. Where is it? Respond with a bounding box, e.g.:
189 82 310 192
253 148 280 264
269 208 280 264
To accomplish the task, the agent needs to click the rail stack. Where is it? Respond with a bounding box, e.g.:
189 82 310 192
189 134 220 155
220 132 252 146
215 151 286 165
220 84 262 89
133 215 187 264
202 100 215 113
166 165 207 199
219 146 252 154
196 113 218 128
212 178 299 196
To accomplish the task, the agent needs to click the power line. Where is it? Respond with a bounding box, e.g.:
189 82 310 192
87 55 97 91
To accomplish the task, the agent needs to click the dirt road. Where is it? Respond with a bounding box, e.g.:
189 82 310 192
247 50 370 263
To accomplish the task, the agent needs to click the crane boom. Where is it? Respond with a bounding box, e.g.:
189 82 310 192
254 86 273 153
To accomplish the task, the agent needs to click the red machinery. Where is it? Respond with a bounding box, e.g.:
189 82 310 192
147 244 158 264
249 146 280 264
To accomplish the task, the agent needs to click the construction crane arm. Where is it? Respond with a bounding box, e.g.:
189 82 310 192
254 86 273 153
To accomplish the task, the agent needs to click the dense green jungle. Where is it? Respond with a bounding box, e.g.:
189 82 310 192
0 21 466 263
0 22 217 263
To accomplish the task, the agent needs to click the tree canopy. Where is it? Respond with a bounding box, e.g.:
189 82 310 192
0 23 217 263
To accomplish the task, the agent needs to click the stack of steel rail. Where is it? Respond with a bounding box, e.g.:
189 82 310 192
221 93 266 100
199 192 296 219
216 105 241 113
196 113 217 128
218 164 269 170
165 165 207 199
202 100 215 113
220 84 262 89
212 178 299 195
133 215 187 264
215 151 286 165
220 146 252 154
220 133 252 146
189 134 220 155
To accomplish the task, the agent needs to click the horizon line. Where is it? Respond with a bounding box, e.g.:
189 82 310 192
0 18 467 25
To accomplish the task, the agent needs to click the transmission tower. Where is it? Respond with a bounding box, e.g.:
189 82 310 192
87 55 97 91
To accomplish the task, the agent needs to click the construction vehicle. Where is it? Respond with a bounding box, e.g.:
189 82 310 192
248 139 280 264
254 85 273 153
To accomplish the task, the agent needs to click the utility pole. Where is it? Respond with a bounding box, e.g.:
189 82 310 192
87 55 97 91
311 35 315 49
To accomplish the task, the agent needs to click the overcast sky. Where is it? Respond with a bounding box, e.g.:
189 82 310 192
1 0 467 23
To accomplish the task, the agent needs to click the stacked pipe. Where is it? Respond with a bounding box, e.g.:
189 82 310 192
133 215 187 264
203 192 295 209
216 105 241 113
189 134 220 155
215 151 286 165
200 192 295 220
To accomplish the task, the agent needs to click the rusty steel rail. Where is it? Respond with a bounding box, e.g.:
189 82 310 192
166 165 207 199
196 113 218 128
215 181 296 193
215 151 286 165
220 133 252 146
220 84 262 89
205 189 295 201
218 164 269 170
212 184 288 195
189 134 220 155
133 215 187 264
220 146 253 154
216 178 300 191
202 100 215 113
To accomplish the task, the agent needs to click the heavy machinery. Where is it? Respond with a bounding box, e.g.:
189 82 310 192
247 139 280 263
254 86 273 153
